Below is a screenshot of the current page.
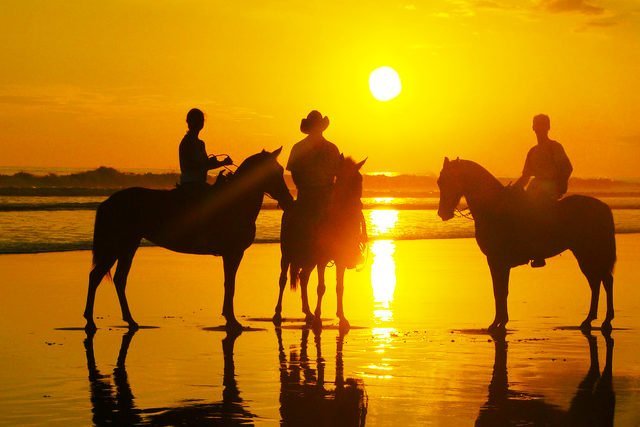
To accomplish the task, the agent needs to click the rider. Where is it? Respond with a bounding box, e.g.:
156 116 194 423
286 110 341 257
179 108 232 188
287 110 341 207
514 114 573 267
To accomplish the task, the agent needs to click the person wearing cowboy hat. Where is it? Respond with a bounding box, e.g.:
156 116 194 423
286 110 341 207
285 110 342 262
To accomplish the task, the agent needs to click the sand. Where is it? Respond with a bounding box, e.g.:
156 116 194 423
0 236 639 425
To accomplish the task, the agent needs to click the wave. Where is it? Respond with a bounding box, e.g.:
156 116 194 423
2 229 639 255
2 166 640 195
4 201 640 212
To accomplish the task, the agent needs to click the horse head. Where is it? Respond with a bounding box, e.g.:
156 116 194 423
437 157 464 221
333 154 366 208
236 147 294 211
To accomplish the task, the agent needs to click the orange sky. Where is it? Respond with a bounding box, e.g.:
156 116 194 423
1 1 638 177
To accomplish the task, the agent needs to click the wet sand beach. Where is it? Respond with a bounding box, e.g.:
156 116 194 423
1 236 639 425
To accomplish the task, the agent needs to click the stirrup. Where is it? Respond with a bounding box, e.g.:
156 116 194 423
530 258 546 268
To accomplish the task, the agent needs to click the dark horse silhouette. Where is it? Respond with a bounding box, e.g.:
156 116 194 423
83 329 255 425
83 148 294 332
273 156 367 330
437 158 616 333
276 327 368 426
476 331 614 426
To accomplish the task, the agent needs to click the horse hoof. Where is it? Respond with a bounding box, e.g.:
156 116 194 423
601 321 612 335
272 313 283 326
304 314 315 324
580 320 592 333
312 317 323 330
487 323 505 337
227 320 243 333
85 322 97 334
339 318 351 332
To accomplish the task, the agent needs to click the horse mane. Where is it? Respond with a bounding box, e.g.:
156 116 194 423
456 159 504 190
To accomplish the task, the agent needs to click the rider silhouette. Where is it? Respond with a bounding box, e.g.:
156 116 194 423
514 114 573 267
286 110 341 258
179 108 232 187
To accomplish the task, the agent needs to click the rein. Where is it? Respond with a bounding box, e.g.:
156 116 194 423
212 153 277 202
454 207 474 220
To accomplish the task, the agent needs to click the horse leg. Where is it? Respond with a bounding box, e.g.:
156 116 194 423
336 264 350 331
113 248 139 330
83 258 116 332
299 267 314 323
580 274 601 332
222 251 244 332
273 255 288 326
312 264 327 329
601 273 614 332
487 257 510 332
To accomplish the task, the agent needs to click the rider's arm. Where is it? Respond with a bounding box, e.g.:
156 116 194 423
514 174 531 189
553 143 573 180
514 150 533 188
179 139 208 175
206 155 232 171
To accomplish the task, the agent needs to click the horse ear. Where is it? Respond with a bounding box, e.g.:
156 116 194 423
356 157 367 170
271 146 283 157
456 156 459 161
444 157 450 168
340 153 345 161
261 149 267 154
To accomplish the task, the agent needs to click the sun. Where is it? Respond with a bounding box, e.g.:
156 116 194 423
369 66 402 101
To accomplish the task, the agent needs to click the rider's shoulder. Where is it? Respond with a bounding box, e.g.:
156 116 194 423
323 139 340 154
548 140 566 152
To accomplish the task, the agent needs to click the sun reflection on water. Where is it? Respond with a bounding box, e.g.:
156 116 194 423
369 209 399 236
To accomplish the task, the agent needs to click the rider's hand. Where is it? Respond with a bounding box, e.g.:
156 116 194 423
223 156 233 166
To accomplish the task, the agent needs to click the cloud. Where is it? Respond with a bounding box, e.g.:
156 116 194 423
539 0 604 15
585 16 619 27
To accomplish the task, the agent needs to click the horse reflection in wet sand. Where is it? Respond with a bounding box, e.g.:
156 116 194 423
83 149 293 332
84 330 255 425
437 158 616 333
276 327 367 426
274 156 368 330
476 331 615 426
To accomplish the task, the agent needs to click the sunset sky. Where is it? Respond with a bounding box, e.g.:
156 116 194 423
1 0 638 178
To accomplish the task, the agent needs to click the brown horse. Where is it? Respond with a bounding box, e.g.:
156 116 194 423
83 148 293 332
437 158 615 332
273 157 367 330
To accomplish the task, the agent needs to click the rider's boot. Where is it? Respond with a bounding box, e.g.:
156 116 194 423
531 258 546 268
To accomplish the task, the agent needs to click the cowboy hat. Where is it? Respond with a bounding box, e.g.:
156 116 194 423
300 110 330 134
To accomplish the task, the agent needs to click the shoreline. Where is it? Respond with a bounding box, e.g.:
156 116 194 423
1 232 639 256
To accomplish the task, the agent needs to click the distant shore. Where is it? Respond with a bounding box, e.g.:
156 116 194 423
1 166 639 196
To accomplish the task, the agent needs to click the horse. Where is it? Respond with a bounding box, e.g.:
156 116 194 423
437 157 616 333
83 148 294 332
273 156 367 330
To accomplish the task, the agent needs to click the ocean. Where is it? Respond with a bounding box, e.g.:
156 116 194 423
1 194 640 254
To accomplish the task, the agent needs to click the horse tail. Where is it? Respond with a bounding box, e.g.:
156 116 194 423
604 205 617 274
91 201 116 280
289 264 299 291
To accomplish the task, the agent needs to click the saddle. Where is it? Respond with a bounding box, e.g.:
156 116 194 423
495 186 561 261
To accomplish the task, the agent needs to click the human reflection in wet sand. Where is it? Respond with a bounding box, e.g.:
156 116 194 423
476 331 615 426
276 327 367 426
84 330 255 425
